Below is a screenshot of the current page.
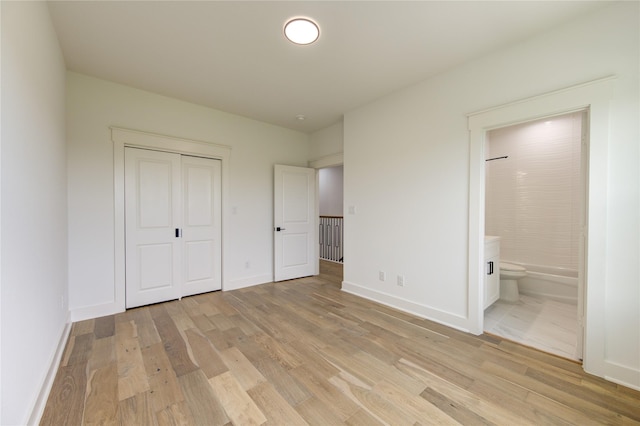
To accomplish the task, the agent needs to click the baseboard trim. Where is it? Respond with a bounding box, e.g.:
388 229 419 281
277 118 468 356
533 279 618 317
225 273 273 291
71 301 124 322
604 361 640 391
69 274 276 321
27 313 72 425
341 280 470 333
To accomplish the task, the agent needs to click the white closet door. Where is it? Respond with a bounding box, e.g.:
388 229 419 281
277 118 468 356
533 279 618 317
181 155 222 297
125 148 182 308
125 149 223 308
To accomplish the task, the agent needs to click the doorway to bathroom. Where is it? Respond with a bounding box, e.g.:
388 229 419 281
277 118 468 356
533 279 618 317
482 111 587 361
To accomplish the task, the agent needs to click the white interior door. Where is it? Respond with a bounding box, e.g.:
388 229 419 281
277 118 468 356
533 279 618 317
125 149 222 308
125 148 182 308
274 164 317 281
181 155 222 297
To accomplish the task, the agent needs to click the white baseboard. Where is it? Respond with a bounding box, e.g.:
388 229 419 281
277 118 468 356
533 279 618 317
69 274 275 322
71 301 124 322
341 280 470 333
604 361 640 391
27 313 72 425
225 273 273 291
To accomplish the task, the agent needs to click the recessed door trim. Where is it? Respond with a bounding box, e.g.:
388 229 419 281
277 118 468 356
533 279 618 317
112 127 231 313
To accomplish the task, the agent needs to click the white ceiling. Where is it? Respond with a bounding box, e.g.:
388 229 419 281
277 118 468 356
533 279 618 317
48 1 608 134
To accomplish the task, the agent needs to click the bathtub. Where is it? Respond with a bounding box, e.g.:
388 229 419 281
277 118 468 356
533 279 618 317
508 262 579 305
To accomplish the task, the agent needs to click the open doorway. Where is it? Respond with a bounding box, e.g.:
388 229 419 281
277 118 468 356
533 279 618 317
467 77 614 378
318 166 344 264
317 165 344 284
482 111 587 361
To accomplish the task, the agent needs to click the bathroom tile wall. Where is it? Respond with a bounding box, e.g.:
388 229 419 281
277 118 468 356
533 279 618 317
485 112 583 271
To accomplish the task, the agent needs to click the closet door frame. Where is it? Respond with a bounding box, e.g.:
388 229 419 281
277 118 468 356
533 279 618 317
112 127 231 314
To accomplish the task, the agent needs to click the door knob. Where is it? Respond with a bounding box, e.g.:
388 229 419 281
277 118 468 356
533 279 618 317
275 227 286 232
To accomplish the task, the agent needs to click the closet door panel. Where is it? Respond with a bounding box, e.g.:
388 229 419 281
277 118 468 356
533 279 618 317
181 155 222 297
125 148 182 308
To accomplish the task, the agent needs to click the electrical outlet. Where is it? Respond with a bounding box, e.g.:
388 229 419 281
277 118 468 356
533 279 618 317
379 271 386 281
397 275 405 287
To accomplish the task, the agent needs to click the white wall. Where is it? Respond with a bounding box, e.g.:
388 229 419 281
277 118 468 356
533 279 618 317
1 2 68 424
343 2 639 389
486 112 583 271
67 72 309 319
319 166 344 217
309 121 343 161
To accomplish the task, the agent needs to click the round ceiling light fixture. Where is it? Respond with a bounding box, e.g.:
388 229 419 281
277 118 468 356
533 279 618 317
284 18 320 45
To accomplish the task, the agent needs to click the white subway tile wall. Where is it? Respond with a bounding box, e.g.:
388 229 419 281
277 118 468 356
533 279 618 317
485 112 583 271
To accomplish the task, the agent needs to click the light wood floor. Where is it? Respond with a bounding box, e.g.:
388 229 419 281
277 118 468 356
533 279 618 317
41 261 640 425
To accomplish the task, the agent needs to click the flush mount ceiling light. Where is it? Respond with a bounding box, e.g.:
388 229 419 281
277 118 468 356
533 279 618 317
284 18 320 45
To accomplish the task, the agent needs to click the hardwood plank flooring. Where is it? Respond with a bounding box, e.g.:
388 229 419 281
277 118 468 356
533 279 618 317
41 261 640 425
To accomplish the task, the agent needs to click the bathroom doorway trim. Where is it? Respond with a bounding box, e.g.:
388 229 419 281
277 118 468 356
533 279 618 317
467 76 615 380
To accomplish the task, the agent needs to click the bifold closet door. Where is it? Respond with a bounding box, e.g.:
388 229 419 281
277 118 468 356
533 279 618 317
125 148 221 308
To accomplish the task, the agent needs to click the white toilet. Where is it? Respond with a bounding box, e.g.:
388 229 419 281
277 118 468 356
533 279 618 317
500 262 527 302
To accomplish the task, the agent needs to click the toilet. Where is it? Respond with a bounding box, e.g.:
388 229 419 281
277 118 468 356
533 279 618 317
500 262 527 302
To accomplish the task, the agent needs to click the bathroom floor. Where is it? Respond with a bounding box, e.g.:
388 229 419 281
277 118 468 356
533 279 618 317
484 294 580 361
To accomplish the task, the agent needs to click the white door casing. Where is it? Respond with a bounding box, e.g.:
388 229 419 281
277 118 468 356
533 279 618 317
274 165 316 281
181 155 222 297
467 77 614 382
125 148 222 308
84 127 230 324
